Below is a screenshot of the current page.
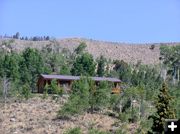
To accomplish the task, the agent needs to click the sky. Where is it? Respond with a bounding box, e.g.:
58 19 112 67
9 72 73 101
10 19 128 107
0 0 180 43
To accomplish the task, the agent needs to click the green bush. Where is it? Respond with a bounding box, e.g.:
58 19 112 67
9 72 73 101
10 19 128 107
42 83 49 99
95 81 111 110
58 77 90 117
135 119 153 134
58 78 113 117
59 95 83 117
88 129 110 134
109 94 119 110
64 127 82 134
20 83 32 100
50 79 64 95
114 128 127 134
118 112 129 123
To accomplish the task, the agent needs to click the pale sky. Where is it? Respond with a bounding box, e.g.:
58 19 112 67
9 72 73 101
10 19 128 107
0 0 180 43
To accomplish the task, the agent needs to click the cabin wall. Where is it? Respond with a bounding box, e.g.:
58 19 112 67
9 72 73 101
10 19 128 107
37 78 72 93
37 78 121 94
37 78 45 93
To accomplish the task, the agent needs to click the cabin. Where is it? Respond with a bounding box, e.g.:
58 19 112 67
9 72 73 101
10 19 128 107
37 74 121 94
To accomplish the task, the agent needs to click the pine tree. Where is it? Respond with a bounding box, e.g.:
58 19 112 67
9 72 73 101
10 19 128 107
95 81 111 110
21 83 31 100
50 79 63 95
113 60 132 83
71 53 96 76
42 83 49 99
74 42 87 55
13 32 20 39
21 48 45 91
58 77 90 117
60 64 71 75
2 54 20 81
149 82 176 133
97 55 106 77
88 78 96 113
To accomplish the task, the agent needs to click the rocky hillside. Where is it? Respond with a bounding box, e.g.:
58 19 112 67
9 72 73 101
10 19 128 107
0 38 179 64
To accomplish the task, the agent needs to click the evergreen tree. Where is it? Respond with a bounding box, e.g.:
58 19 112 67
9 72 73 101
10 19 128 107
19 59 31 84
48 53 65 73
60 64 71 75
149 82 176 133
113 60 132 83
58 77 90 117
13 32 20 39
1 54 20 81
95 81 111 110
97 55 106 77
71 53 96 76
21 48 45 91
160 45 180 83
42 83 49 99
45 36 50 40
88 78 96 113
20 83 31 100
74 42 87 55
50 79 63 95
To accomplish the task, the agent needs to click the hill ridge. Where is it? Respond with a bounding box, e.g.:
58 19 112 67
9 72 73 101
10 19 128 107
0 38 179 65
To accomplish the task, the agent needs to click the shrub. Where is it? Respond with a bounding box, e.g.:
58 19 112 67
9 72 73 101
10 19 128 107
114 128 127 134
149 45 155 50
20 83 32 100
129 107 139 123
95 81 111 110
58 77 90 117
118 112 129 123
114 123 129 134
89 80 111 113
50 79 64 97
64 127 82 134
42 83 49 99
88 129 110 134
135 119 153 134
109 94 119 110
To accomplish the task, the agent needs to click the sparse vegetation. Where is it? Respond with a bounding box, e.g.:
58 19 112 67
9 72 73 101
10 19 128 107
20 83 32 100
64 127 82 134
58 77 90 117
0 39 179 133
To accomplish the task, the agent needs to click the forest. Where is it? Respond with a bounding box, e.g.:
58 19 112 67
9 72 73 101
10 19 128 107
0 40 180 134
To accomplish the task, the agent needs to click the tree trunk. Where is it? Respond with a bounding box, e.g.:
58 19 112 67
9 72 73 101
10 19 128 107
178 68 179 82
173 66 176 85
2 76 10 104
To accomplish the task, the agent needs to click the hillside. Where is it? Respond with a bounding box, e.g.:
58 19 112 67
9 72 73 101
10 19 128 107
0 38 179 64
0 95 137 134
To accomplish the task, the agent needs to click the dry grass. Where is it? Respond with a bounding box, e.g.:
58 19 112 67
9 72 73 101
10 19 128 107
1 38 179 65
0 95 122 134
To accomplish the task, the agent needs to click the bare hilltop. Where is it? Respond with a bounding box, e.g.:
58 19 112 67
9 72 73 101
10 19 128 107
0 38 179 64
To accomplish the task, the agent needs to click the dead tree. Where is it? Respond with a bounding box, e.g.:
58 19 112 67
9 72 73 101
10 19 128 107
2 76 10 104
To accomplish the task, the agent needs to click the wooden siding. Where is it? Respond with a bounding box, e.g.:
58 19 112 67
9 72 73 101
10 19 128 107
37 74 121 94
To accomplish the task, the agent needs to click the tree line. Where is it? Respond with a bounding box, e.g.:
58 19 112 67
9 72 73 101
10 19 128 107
0 32 50 41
